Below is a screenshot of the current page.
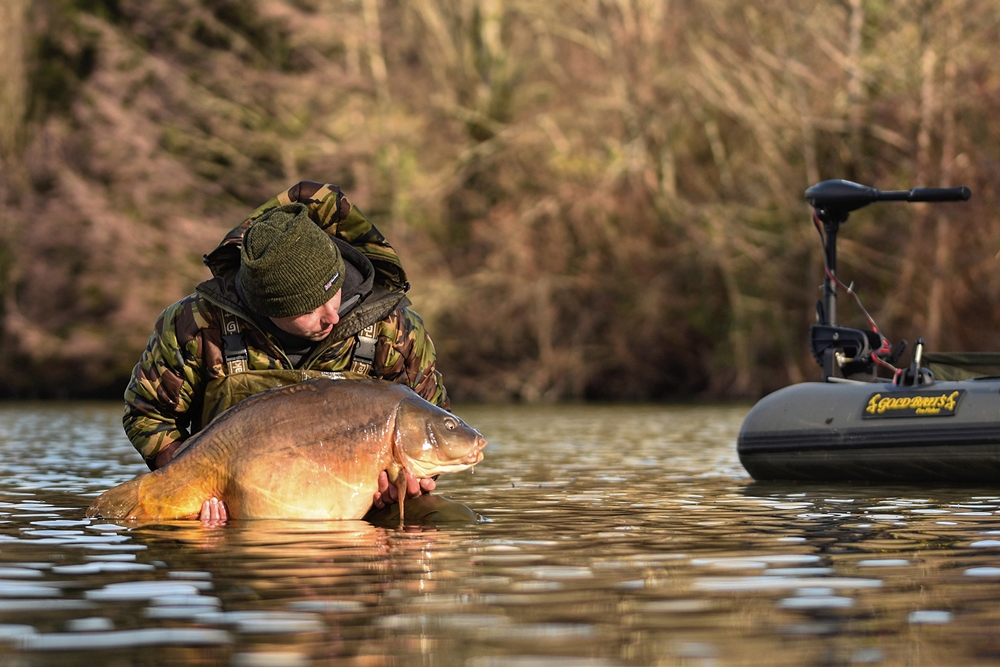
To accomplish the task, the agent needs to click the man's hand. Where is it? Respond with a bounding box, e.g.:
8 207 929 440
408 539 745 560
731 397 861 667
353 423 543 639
151 441 185 470
199 497 228 527
371 471 435 509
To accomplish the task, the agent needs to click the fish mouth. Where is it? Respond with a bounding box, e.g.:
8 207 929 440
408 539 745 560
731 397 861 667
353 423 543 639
457 436 489 466
462 435 488 464
407 436 488 477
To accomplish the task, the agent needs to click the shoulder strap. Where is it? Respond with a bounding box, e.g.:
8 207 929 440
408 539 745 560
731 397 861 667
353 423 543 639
220 310 249 375
350 324 379 376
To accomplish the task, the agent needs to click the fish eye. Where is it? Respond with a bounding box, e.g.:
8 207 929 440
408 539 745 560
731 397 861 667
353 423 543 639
444 418 458 431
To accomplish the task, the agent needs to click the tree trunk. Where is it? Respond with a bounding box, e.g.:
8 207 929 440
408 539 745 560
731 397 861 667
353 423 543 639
926 12 960 350
0 0 27 163
846 0 864 178
882 18 938 331
362 0 390 105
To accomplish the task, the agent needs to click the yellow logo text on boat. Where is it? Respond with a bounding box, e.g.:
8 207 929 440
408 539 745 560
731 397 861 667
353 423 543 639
862 390 964 418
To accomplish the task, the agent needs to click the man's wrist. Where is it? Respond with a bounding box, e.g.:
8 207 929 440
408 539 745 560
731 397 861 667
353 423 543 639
151 440 185 470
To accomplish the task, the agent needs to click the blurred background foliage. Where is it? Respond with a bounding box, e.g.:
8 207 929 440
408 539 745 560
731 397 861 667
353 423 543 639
1 0 1000 401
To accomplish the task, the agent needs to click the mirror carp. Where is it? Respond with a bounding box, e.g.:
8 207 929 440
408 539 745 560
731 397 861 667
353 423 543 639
87 378 487 525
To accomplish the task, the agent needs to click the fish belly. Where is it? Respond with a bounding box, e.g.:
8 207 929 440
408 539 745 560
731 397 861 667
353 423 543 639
225 443 381 520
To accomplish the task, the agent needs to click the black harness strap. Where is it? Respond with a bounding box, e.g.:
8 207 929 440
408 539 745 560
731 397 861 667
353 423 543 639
350 324 379 376
220 310 249 375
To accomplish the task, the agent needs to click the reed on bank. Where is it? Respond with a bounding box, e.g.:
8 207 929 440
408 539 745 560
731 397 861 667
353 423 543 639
1 0 998 401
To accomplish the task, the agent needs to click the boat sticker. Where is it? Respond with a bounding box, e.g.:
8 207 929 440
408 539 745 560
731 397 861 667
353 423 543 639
862 390 965 418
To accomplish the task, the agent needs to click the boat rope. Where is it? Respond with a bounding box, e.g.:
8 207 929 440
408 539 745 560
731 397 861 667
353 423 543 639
812 211 899 376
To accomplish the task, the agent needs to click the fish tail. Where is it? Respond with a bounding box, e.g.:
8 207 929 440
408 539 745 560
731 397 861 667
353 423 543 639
86 476 146 520
87 466 216 522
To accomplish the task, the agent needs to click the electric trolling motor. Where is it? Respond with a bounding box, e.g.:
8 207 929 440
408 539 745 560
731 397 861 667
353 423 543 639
804 179 971 383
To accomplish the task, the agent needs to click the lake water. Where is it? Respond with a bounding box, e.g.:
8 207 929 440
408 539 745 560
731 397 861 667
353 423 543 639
2 401 1000 666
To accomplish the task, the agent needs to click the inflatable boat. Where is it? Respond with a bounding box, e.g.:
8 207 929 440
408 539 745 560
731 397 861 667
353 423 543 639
736 179 1000 484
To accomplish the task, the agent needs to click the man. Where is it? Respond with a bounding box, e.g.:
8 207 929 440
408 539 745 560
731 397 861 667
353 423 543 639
124 182 447 524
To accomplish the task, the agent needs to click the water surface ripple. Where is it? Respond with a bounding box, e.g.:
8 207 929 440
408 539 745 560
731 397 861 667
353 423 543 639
2 401 1000 665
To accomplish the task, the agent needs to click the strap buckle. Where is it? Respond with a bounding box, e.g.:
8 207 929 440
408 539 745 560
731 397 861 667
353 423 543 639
220 311 248 375
350 324 379 376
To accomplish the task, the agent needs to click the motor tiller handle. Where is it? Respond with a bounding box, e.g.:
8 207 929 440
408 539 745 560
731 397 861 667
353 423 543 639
806 179 971 214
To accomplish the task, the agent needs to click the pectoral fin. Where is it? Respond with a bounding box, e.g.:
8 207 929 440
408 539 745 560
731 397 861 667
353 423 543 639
387 465 408 529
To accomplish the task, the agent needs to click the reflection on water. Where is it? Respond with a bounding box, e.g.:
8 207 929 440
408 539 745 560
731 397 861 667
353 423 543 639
2 401 1000 665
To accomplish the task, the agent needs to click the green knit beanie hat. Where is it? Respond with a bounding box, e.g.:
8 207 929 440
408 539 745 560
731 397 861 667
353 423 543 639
238 203 346 318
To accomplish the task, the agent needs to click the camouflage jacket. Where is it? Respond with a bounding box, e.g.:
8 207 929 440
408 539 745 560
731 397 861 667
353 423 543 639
124 182 449 468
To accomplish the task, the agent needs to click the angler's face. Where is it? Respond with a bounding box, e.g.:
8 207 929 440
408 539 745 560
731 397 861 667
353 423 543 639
269 289 342 341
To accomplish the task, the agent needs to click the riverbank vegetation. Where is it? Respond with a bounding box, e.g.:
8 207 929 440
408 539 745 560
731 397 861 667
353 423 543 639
2 0 998 401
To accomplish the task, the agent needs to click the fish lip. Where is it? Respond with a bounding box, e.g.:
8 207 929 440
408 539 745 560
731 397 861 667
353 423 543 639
469 434 490 465
467 436 488 463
